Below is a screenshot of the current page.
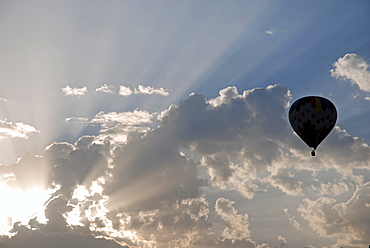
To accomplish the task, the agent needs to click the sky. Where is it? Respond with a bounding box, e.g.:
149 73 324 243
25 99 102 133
0 1 369 247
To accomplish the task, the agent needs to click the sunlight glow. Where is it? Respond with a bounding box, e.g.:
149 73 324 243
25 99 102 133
0 182 50 235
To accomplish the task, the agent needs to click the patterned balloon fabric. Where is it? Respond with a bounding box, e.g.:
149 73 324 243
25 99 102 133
289 96 337 155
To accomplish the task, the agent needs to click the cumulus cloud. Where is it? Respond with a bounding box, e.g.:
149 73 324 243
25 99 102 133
331 53 370 92
0 120 39 139
118 85 170 96
298 182 370 247
96 84 114 93
118 86 133 96
1 84 370 247
62 85 88 97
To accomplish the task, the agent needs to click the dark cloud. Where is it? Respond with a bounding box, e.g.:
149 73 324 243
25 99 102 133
0 223 125 248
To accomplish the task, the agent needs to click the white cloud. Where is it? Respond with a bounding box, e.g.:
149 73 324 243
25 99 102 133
96 84 114 93
0 120 39 139
264 28 277 35
331 53 370 92
134 85 170 96
62 85 88 97
119 85 170 96
118 86 133 96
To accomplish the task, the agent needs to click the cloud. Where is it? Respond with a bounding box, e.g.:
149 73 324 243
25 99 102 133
264 28 277 35
269 168 302 196
118 86 133 96
1 84 370 247
309 181 351 196
91 110 153 127
298 182 370 247
215 197 251 241
119 85 170 96
0 224 125 248
0 120 39 139
314 127 370 169
331 53 370 92
62 85 88 97
96 84 114 93
283 208 302 230
134 85 170 96
277 235 288 248
0 136 111 237
67 110 155 144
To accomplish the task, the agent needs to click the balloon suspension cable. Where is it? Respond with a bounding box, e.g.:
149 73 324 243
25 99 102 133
311 149 316 156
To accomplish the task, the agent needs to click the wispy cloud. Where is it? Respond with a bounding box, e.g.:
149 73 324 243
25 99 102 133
331 53 370 93
62 85 88 97
67 110 155 144
95 84 114 93
264 28 277 35
0 120 39 139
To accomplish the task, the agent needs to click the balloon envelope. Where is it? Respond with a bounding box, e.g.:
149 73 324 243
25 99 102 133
289 96 337 152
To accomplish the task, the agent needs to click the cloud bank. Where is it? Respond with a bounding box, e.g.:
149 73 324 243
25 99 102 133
1 85 369 248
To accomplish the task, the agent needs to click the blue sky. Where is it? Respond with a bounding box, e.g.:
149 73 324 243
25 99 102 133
0 1 369 248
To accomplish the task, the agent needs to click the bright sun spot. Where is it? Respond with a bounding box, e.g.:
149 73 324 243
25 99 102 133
0 182 50 235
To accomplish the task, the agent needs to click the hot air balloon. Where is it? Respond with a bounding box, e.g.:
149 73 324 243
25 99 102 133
288 96 337 156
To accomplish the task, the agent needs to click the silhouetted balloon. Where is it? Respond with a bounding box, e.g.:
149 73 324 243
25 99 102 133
289 96 337 156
